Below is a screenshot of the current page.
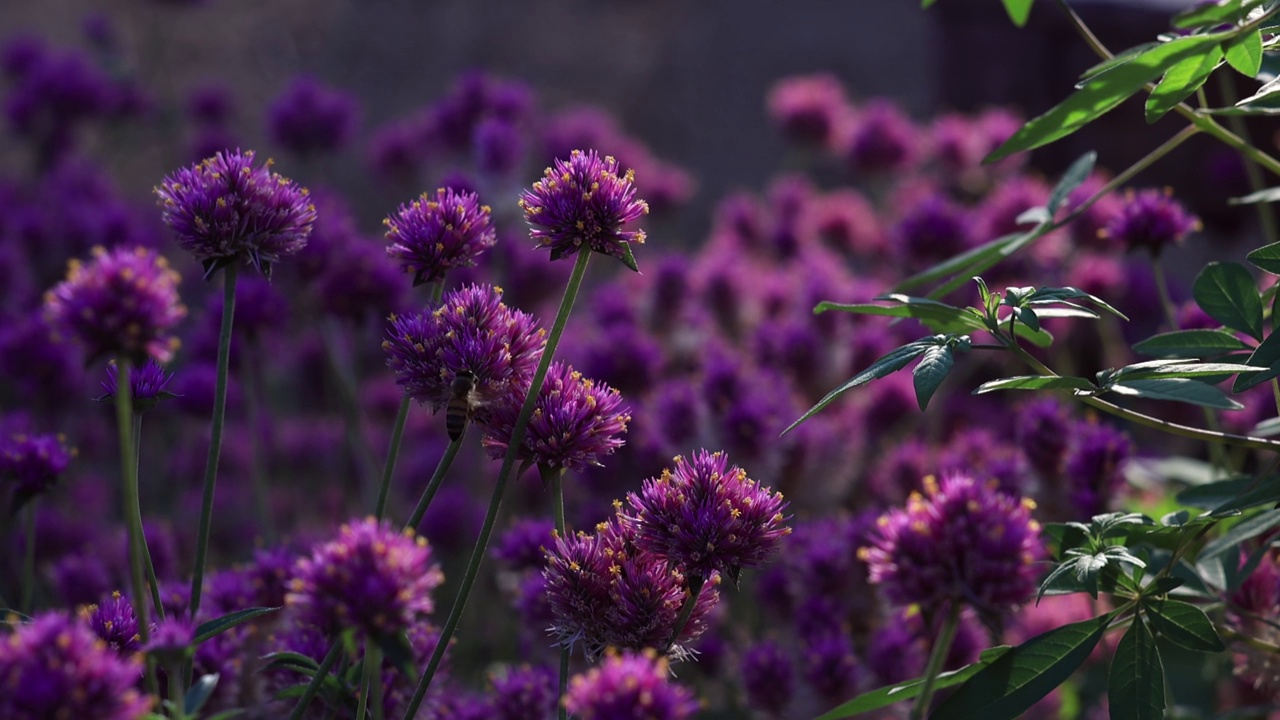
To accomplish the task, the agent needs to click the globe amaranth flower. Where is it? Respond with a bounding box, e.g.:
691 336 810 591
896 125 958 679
81 591 141 655
1065 419 1131 519
155 148 316 279
841 99 919 176
383 284 545 425
44 245 186 363
384 187 496 286
542 516 719 661
492 517 555 572
1099 187 1200 256
563 648 700 720
286 517 444 637
145 615 196 666
739 639 795 717
488 664 557 720
96 358 176 412
519 149 649 271
623 449 791 584
766 73 847 147
483 361 630 475
1 431 74 501
0 611 152 720
859 473 1043 616
266 75 360 157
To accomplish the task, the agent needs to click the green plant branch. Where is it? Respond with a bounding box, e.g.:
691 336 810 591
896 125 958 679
911 603 962 720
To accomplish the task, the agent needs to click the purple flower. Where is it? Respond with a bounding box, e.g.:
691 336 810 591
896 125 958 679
812 188 885 257
0 431 73 499
894 194 974 269
1100 187 1201 256
739 639 794 717
82 591 141 655
185 82 235 125
145 615 195 665
97 358 175 412
841 99 919 176
492 517 555 572
624 449 791 584
801 632 861 706
383 284 544 419
267 75 360 156
155 149 317 279
1065 420 1131 519
1062 173 1124 251
519 149 649 271
766 73 847 147
384 187 497 286
286 517 444 637
563 649 700 720
315 236 406 321
930 113 985 177
44 245 186 363
4 47 115 163
860 473 1044 616
0 612 152 720
473 116 525 178
867 617 924 686
488 664 557 720
1017 397 1071 482
483 362 630 474
542 516 720 661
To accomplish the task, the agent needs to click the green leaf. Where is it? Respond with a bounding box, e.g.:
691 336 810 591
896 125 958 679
1132 329 1253 358
784 342 932 434
893 232 1027 293
1114 362 1261 380
1174 0 1265 29
912 345 954 410
986 33 1229 163
1145 45 1224 123
1108 618 1165 720
1193 262 1264 340
259 651 323 676
1046 151 1098 215
814 647 1012 720
1200 509 1280 560
814 299 982 334
1079 43 1160 83
1209 474 1280 515
1025 285 1128 320
1232 326 1280 392
194 606 280 645
1246 240 1280 273
1146 600 1226 652
185 674 220 716
1001 0 1033 26
204 711 247 720
374 630 418 682
1108 378 1244 410
1225 30 1265 78
1234 76 1280 110
974 376 1098 394
932 614 1112 719
1176 476 1255 510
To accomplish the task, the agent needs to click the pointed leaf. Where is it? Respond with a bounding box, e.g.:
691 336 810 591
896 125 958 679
783 342 931 434
1026 285 1128 319
1108 618 1165 720
1145 45 1224 123
893 232 1027 293
1225 30 1264 78
1046 152 1098 215
1231 326 1280 392
986 34 1228 163
1146 600 1226 652
813 647 1011 719
1108 378 1244 410
1174 0 1265 29
1079 43 1160 82
1132 329 1253 358
1200 508 1280 560
185 674 221 716
194 606 280 645
1001 0 1034 26
814 300 982 333
1233 191 1280 209
1114 362 1260 380
205 711 246 720
932 614 1112 719
1176 476 1255 510
1246 240 1280 273
974 376 1098 394
1193 262 1263 341
912 345 954 410
1209 474 1280 515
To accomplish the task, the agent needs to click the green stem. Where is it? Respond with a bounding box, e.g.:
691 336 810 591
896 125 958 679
400 249 594 720
19 501 35 614
135 414 165 622
190 263 237 620
663 573 706 655
375 396 412 521
167 661 186 720
911 604 962 720
551 470 569 720
1149 255 1178 332
288 639 343 720
404 437 463 531
357 640 379 720
116 357 158 697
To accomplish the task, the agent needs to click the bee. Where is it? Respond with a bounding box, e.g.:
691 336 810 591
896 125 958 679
445 370 480 441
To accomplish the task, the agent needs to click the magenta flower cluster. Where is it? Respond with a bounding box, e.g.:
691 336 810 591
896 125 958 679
563 649 700 720
860 473 1044 615
154 149 316 279
43 245 186 363
385 187 497 286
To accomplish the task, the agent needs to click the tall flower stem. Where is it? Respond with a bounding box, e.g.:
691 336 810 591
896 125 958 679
115 356 159 696
356 641 380 720
551 470 569 720
134 414 165 622
404 437 463 531
19 501 36 614
662 573 706 655
190 263 237 620
911 604 962 720
167 661 185 720
288 638 344 720
401 249 593 720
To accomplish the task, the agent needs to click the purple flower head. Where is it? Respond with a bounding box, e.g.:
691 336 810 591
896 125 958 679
564 648 700 720
316 236 406 321
492 517 554 572
802 632 861 705
51 553 114 607
1 34 46 80
267 75 360 156
1101 187 1201 256
483 362 630 474
145 615 195 665
474 116 525 178
542 516 720 661
579 322 664 397
867 615 925 686
4 47 115 161
1 431 73 500
1066 252 1125 301
384 187 496 286
813 188 885 257
931 113 985 176
0 611 152 720
860 473 1043 616
1065 419 1131 518
44 245 186 363
246 545 299 609
519 149 649 271
97 358 175 412
1062 173 1124 251
489 664 557 720
367 113 431 186
740 639 795 716
1017 397 1071 482
82 591 140 655
766 72 847 147
623 449 791 584
155 149 316 280
841 99 919 176
286 517 444 637
647 378 705 453
383 284 545 420
895 194 974 269
975 175 1050 240
185 82 235 125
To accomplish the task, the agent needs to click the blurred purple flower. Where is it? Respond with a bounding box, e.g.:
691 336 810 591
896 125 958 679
1065 419 1131 519
385 187 496 286
841 99 919 176
766 72 847 147
894 194 974 268
740 639 794 717
267 75 360 156
492 517 555 572
82 591 141 655
489 664 557 720
564 649 700 720
1101 187 1200 256
473 116 525 178
1 430 73 500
